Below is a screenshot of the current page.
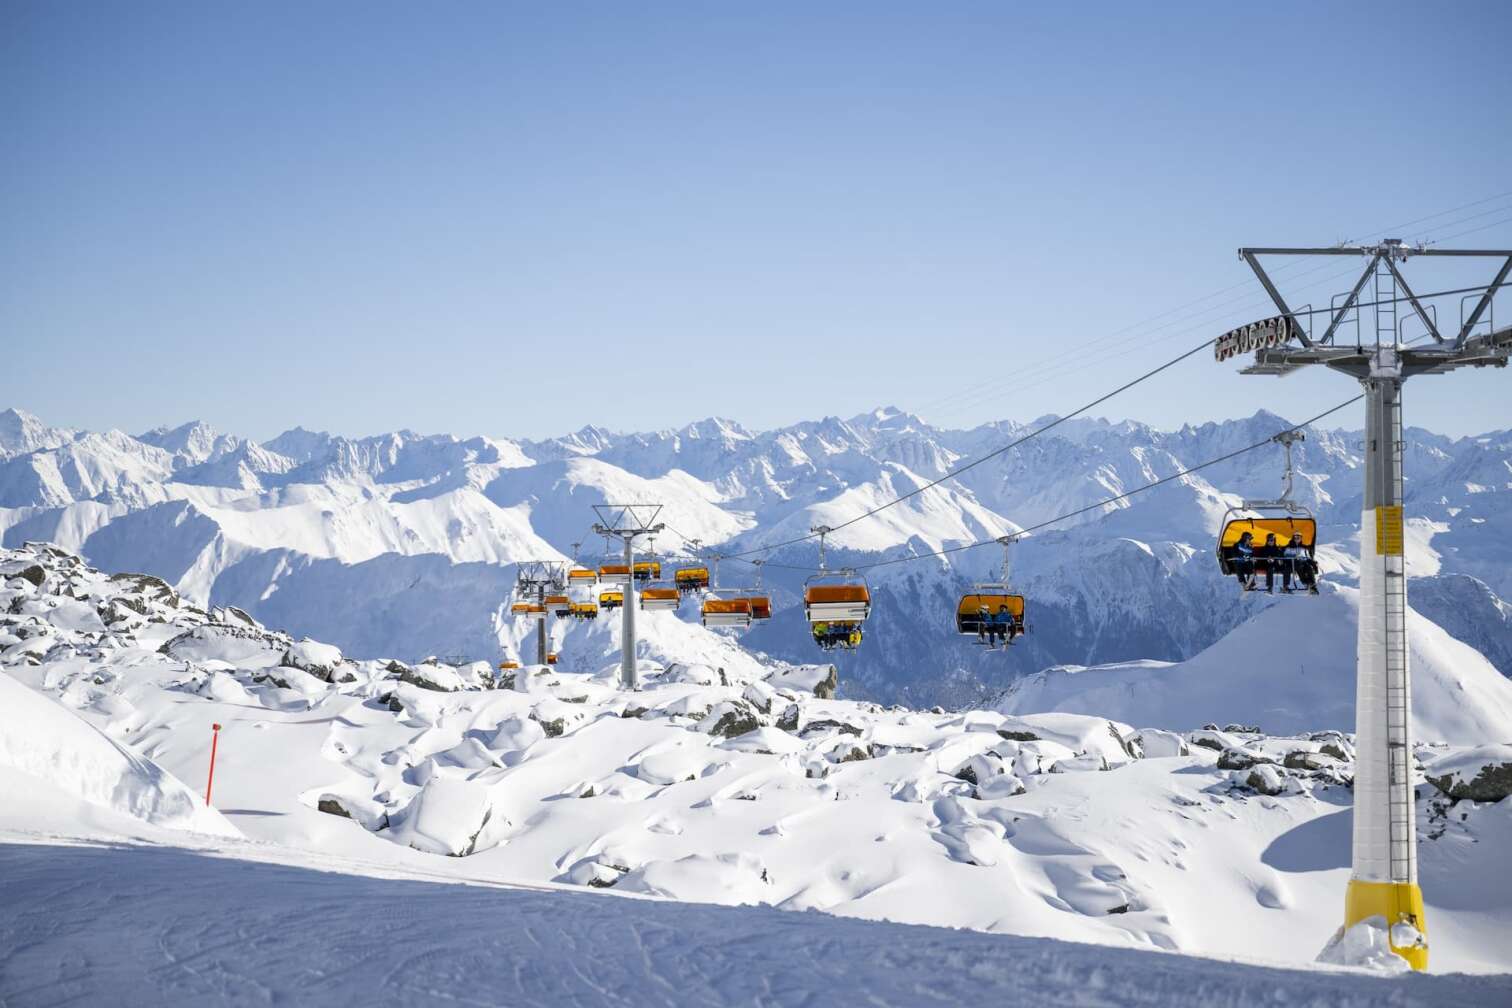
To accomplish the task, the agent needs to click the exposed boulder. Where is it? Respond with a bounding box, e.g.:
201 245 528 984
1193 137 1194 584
701 700 761 739
1246 765 1285 796
1218 748 1273 771
281 638 345 683
1425 744 1512 802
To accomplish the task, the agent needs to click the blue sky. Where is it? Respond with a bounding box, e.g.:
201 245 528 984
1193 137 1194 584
4 2 1511 442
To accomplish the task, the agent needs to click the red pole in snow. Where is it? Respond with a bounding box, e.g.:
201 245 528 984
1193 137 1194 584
205 723 222 806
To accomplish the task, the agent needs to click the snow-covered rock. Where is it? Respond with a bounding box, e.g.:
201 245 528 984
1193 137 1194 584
1424 744 1512 802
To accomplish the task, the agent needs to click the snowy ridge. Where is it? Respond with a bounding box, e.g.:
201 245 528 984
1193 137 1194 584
2 405 1510 707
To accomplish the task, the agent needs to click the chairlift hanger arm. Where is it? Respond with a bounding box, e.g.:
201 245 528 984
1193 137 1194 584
1241 251 1314 348
1384 257 1443 344
1454 255 1512 349
1320 254 1382 346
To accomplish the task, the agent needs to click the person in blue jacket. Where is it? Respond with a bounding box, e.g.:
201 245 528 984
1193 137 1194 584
1232 531 1257 589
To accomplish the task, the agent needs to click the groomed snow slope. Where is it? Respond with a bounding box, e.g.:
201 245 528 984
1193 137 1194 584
997 584 1512 744
2 839 1506 1008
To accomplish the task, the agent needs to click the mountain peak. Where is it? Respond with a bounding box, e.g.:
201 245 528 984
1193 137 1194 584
0 406 75 457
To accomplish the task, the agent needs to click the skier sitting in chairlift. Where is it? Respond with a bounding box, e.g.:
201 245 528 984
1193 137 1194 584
1232 531 1257 589
1282 532 1320 594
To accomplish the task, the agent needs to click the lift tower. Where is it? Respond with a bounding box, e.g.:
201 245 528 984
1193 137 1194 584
514 561 566 668
592 504 665 690
1218 240 1512 970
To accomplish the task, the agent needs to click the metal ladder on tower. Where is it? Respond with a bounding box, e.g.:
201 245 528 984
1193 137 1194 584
1379 344 1413 885
1373 257 1398 352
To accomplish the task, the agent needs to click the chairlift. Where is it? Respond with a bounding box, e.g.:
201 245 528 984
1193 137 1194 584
803 526 870 651
511 601 546 620
699 553 752 628
564 541 597 585
597 534 631 584
743 559 772 622
675 564 711 593
633 561 661 583
546 652 559 666
544 594 572 617
1215 431 1321 595
640 586 680 611
569 601 599 620
955 536 1026 647
599 590 624 611
701 596 753 628
498 660 521 671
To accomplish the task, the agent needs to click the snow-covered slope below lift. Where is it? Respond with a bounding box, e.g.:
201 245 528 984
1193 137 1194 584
0 673 237 838
996 584 1512 743
5 543 1512 978
4 841 1509 1008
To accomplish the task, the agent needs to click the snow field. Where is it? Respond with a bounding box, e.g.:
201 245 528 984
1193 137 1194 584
4 542 1512 985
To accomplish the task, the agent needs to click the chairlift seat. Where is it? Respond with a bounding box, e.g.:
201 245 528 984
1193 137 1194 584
569 602 599 620
1216 514 1317 576
747 595 772 622
598 564 631 585
567 567 597 585
640 587 680 611
599 590 624 610
955 591 1026 636
702 597 753 628
633 561 662 583
545 594 572 616
804 582 871 623
675 566 711 592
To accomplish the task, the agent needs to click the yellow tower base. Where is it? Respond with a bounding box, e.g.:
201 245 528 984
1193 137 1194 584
1345 879 1429 971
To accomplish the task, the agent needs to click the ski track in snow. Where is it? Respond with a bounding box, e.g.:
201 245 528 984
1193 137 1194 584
2 840 1506 1008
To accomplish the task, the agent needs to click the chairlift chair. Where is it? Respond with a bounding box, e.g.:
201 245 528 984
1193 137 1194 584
675 565 711 593
599 590 624 611
544 594 572 617
633 561 662 583
955 536 1026 647
640 586 680 611
569 601 599 620
567 566 597 585
1215 431 1321 596
511 602 546 620
701 595 753 628
743 560 772 622
802 527 870 651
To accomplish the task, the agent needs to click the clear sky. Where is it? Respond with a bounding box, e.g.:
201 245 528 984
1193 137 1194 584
5 1 1511 443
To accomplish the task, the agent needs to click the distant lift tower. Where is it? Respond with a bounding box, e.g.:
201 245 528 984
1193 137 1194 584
1217 240 1512 970
515 560 566 667
592 504 665 689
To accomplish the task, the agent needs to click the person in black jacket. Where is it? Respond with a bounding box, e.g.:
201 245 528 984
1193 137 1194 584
1258 532 1283 593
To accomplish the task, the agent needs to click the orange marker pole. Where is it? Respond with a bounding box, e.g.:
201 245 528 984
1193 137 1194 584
205 723 222 805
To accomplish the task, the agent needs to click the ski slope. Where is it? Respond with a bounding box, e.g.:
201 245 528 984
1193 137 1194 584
3 836 1507 1008
4 542 1511 992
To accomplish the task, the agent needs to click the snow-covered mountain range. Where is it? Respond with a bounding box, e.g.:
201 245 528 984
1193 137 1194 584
2 405 1509 708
